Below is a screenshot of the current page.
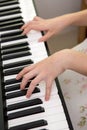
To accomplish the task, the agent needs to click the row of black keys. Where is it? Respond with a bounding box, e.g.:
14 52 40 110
0 1 49 129
5 77 48 130
0 0 35 103
6 83 48 130
0 0 32 74
9 120 48 130
1 35 33 74
0 0 24 31
2 33 42 124
0 0 18 7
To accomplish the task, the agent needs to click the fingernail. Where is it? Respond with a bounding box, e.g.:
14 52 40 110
26 93 29 98
45 95 50 101
38 39 42 42
16 76 18 80
16 75 20 80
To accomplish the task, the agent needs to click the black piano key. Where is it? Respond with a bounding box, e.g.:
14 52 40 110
1 46 29 55
3 59 33 69
0 0 19 7
0 9 21 17
5 84 18 93
4 65 26 76
0 22 24 31
9 119 47 130
0 0 10 2
0 6 20 14
0 19 23 27
5 78 21 86
6 87 40 99
8 106 45 120
5 82 38 92
0 0 18 4
1 41 29 50
0 16 23 23
2 50 31 60
1 34 27 43
1 29 23 37
7 98 43 111
0 19 24 27
40 129 49 130
5 82 30 92
5 77 35 86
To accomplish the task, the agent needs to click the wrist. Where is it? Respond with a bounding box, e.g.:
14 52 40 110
53 49 72 72
55 14 76 31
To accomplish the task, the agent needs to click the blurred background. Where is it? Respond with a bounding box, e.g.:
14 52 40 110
34 0 82 54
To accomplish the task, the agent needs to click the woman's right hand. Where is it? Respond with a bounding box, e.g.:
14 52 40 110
16 49 70 101
21 16 69 42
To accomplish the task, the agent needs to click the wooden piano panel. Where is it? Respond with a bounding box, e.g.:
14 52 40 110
78 0 87 43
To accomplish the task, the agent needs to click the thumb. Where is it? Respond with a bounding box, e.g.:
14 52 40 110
39 31 53 42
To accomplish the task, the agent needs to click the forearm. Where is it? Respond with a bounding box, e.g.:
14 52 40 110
63 49 87 75
70 9 87 26
55 10 87 31
21 9 87 42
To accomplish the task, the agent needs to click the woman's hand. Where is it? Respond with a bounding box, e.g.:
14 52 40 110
21 16 69 42
16 49 70 101
21 10 87 42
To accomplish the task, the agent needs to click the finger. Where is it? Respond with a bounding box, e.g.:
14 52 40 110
20 75 29 90
45 79 53 101
39 31 53 42
16 65 35 80
22 21 37 34
21 17 40 31
20 69 37 90
22 22 43 35
21 24 28 30
21 22 30 30
26 74 43 98
22 27 32 35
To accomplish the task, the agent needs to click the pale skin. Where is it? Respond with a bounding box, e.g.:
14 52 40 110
21 10 87 42
16 9 87 101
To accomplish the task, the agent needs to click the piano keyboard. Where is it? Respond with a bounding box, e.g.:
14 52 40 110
0 0 73 130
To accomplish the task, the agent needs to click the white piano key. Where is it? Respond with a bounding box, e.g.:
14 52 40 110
4 74 16 81
1 31 45 48
7 97 63 115
0 29 21 36
2 54 44 66
0 13 22 21
0 4 19 11
19 0 36 22
7 89 68 129
8 113 68 129
2 44 48 67
6 81 58 106
27 30 44 43
31 122 69 130
3 53 47 67
1 37 27 47
8 106 65 123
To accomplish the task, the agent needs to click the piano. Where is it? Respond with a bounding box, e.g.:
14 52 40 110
0 0 73 130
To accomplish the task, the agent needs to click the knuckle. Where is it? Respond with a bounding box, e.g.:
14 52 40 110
23 66 28 71
31 80 37 86
23 75 29 80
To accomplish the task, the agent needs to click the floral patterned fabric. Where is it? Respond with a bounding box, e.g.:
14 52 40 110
58 39 87 130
